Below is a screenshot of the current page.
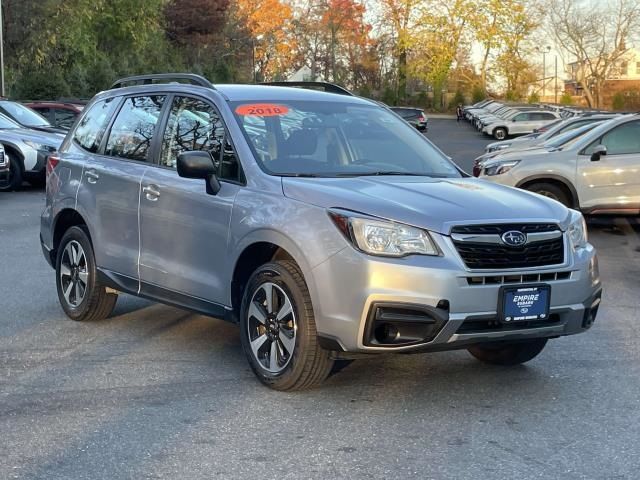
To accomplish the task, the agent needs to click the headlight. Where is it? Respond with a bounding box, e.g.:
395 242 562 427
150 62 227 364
329 211 439 257
567 210 588 250
23 140 56 152
483 160 520 176
488 144 511 153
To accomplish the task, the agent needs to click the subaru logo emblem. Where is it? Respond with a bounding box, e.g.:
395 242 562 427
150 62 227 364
501 230 527 247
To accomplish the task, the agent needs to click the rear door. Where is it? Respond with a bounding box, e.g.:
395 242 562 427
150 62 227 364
576 119 640 210
75 95 166 282
138 95 243 308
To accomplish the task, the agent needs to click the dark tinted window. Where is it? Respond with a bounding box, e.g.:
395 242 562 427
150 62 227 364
73 98 120 153
105 96 165 162
54 109 78 129
599 121 640 155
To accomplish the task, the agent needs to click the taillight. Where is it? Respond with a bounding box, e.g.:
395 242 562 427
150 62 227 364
472 161 481 177
46 154 60 179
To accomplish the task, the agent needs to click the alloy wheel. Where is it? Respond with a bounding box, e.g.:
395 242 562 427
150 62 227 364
246 282 297 373
59 240 89 307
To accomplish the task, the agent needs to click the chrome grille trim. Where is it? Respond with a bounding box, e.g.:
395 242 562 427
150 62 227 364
451 230 562 244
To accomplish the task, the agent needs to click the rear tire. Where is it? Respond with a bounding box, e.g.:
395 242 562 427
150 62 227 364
493 127 507 140
467 338 547 366
240 260 334 391
525 182 572 207
55 226 118 321
0 154 23 192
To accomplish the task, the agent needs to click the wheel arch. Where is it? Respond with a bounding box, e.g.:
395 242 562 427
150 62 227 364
52 209 92 257
230 234 314 322
516 175 580 209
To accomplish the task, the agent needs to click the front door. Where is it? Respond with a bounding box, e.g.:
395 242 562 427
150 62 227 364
138 95 243 308
576 119 640 210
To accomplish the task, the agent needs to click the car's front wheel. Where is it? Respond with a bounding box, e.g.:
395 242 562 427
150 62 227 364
240 260 334 391
55 226 118 321
0 154 23 192
467 338 547 366
525 182 572 207
493 127 508 140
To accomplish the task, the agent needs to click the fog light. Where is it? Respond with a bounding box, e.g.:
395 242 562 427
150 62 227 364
374 323 400 343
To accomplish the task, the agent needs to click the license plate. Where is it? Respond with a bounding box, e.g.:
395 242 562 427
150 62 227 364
499 285 551 323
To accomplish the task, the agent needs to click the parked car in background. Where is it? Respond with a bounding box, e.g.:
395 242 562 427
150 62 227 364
0 100 66 134
390 107 428 131
25 101 85 130
478 114 640 214
482 110 560 140
40 74 601 390
0 113 64 191
482 114 619 155
0 144 8 188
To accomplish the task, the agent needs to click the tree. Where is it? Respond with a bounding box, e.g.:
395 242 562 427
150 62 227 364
379 0 420 101
235 0 296 80
546 0 640 108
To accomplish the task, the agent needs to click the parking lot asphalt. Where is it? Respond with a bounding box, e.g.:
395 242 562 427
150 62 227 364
1 119 639 480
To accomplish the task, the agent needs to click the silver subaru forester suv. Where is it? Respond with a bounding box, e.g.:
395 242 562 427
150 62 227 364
40 74 602 390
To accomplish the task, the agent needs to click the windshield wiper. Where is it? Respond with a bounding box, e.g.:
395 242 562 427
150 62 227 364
335 171 427 177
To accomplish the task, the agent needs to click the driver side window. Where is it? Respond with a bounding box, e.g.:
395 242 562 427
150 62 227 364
513 113 529 122
160 96 243 182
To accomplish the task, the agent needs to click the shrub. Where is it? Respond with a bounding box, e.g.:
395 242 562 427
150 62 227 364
612 92 625 110
471 85 485 104
560 93 573 105
528 92 540 104
449 90 466 109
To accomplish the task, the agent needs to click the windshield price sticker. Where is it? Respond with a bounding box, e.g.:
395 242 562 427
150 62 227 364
235 104 289 116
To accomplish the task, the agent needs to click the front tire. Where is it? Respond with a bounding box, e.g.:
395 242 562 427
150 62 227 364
0 154 23 192
467 338 547 366
493 127 507 140
240 260 334 391
525 182 572 207
55 226 118 321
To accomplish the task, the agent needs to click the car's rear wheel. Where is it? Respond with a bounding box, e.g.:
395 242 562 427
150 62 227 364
467 338 547 366
0 154 23 192
56 226 118 321
240 260 334 391
493 127 507 140
525 182 571 207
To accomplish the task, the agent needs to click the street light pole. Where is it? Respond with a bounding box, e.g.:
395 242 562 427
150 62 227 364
554 55 558 104
536 46 551 99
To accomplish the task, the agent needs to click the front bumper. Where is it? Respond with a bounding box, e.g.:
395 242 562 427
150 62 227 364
311 233 601 353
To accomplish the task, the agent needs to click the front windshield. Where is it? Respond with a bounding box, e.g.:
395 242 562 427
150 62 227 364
0 101 51 127
544 122 602 149
232 101 461 178
0 113 20 129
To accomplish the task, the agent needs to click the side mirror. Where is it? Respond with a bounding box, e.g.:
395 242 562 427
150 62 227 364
177 151 221 195
590 145 607 162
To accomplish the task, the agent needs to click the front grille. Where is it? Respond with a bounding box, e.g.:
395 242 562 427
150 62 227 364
465 271 571 286
451 223 565 269
451 223 558 235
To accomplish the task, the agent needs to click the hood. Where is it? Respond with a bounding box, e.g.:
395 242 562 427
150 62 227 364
282 176 568 234
476 142 547 163
0 128 65 148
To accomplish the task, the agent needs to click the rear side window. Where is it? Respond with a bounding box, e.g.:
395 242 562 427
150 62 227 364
55 109 78 130
105 96 165 162
73 98 119 153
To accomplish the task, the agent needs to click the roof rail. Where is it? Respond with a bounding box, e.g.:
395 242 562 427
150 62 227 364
110 73 215 90
260 81 354 96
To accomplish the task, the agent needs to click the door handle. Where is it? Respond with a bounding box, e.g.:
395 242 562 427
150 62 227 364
142 184 160 201
85 170 99 184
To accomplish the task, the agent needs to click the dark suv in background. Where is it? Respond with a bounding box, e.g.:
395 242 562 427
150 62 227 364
390 107 428 131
